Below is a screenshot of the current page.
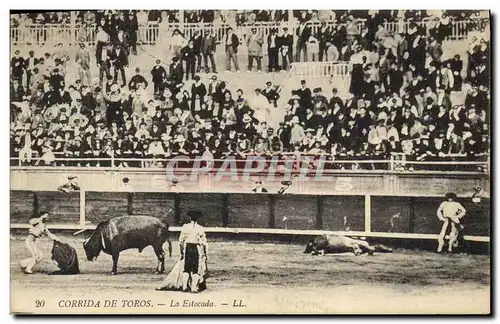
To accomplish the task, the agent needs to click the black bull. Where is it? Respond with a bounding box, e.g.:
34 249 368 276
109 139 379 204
304 235 393 256
82 216 172 275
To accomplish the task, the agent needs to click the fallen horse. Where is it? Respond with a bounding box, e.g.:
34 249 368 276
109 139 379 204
304 234 393 256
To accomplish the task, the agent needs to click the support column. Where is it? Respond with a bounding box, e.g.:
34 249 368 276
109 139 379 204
268 195 276 228
79 189 86 228
316 195 323 230
174 194 181 225
222 194 229 227
364 194 371 233
32 192 39 218
127 193 133 215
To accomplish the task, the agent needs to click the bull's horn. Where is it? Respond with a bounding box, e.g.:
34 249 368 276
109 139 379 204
73 229 91 236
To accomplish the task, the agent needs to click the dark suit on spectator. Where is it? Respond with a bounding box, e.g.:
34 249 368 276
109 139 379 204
109 46 128 87
11 55 25 83
151 64 167 94
181 44 197 80
296 23 311 62
267 33 279 72
201 33 217 73
279 31 293 70
317 25 331 62
449 58 463 91
169 61 184 86
225 32 240 71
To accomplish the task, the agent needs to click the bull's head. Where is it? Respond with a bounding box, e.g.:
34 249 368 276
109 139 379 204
304 240 314 254
82 231 103 261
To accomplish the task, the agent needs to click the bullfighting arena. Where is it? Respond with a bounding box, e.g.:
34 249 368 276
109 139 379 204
10 234 490 314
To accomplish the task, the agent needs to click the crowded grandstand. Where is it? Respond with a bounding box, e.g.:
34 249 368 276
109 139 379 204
10 10 490 172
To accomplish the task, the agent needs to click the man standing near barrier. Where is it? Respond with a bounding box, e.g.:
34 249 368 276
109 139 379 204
179 211 208 293
436 192 466 253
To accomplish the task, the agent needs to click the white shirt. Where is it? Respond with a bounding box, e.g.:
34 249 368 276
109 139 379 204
179 221 207 245
270 34 276 48
437 201 466 223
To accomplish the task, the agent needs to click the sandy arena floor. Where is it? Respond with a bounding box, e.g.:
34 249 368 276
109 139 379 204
10 235 490 314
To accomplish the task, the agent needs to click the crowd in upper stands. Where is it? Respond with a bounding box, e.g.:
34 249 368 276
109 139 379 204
10 10 490 171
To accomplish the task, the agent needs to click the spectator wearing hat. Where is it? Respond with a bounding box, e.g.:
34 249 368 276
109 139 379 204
127 11 139 55
181 39 198 81
169 57 184 89
449 54 463 91
201 29 217 74
252 180 268 193
24 50 38 91
316 22 331 62
296 80 312 108
129 67 148 91
110 43 128 87
224 27 240 72
279 27 293 70
296 21 311 62
170 29 187 58
247 28 264 72
151 60 167 95
10 78 25 103
11 50 25 84
97 42 112 85
267 28 279 72
75 42 92 88
261 81 280 107
277 180 292 194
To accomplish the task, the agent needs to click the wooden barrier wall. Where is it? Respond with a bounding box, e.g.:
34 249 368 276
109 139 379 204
10 191 490 237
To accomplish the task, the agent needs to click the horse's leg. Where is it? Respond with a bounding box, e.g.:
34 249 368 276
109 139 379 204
153 245 165 274
111 253 119 275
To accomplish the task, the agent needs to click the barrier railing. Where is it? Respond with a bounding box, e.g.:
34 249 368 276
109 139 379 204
9 153 489 174
10 18 488 48
290 61 351 78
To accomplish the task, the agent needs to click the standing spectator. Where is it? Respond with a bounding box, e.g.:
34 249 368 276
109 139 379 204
75 43 91 87
127 11 139 55
11 50 24 84
279 27 293 70
247 28 263 72
296 21 311 62
317 22 331 62
191 30 203 73
10 78 25 102
201 29 217 73
191 76 207 114
449 54 463 91
224 27 240 72
169 57 184 88
151 59 166 95
170 29 187 58
110 43 128 87
267 28 279 72
181 39 197 81
24 51 37 91
428 37 443 63
97 43 112 85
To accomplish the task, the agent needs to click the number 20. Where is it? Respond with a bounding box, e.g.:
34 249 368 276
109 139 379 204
35 300 45 308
